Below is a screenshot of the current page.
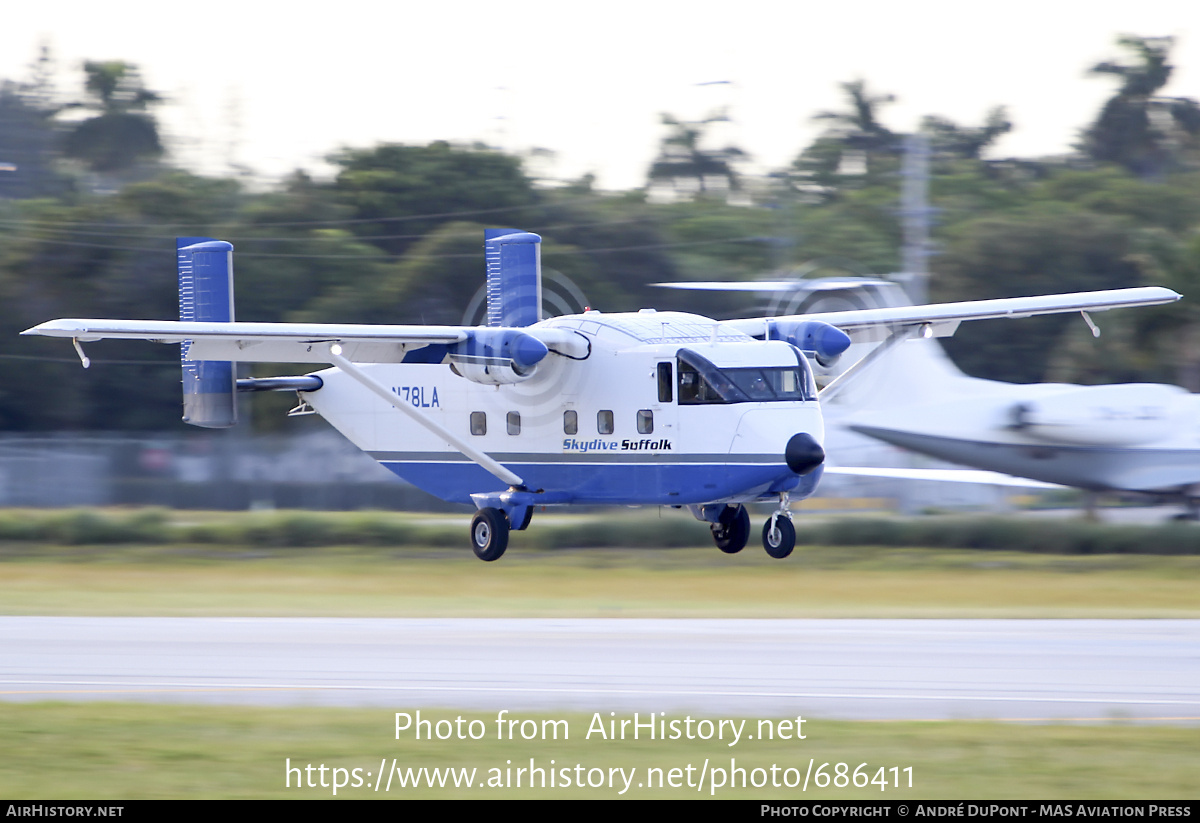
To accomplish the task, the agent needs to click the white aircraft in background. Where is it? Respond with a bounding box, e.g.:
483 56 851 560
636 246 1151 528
665 276 1200 517
22 232 1180 560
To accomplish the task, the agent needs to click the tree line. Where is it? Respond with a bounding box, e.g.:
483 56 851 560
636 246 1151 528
1 36 1199 431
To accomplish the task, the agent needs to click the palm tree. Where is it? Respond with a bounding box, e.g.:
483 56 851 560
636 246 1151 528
801 79 901 184
647 111 746 195
1082 35 1200 177
61 61 164 173
920 106 1013 160
813 79 898 153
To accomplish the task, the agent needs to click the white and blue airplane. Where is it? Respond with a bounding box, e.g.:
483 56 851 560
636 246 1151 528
22 230 1180 559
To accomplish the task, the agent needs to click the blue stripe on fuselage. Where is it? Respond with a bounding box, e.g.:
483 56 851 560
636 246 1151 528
378 459 817 505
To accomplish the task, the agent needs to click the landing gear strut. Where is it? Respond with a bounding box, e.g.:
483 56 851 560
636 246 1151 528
711 504 751 554
762 493 796 559
762 516 796 559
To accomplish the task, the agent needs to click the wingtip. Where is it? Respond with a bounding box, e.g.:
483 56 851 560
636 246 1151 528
21 319 86 337
1144 286 1182 302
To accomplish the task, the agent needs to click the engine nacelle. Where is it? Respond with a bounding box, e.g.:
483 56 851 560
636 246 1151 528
767 319 852 367
447 328 549 385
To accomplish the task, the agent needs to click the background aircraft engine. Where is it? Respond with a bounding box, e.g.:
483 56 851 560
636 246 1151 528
1005 384 1191 447
767 320 852 368
447 329 549 385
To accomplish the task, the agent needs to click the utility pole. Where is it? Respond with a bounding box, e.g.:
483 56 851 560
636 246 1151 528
899 132 931 304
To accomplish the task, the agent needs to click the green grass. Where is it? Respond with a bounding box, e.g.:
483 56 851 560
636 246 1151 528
2 533 1198 617
2 508 1197 799
0 705 1196 799
2 507 1198 554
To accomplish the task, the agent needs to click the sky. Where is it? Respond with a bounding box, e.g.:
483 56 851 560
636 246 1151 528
2 0 1198 190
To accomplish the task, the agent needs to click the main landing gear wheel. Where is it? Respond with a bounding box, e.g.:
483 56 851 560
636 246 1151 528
471 507 509 561
762 516 796 559
711 505 751 554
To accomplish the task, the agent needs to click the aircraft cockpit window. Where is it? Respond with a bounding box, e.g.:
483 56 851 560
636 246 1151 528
598 410 614 435
677 348 815 405
724 366 813 402
637 410 654 434
507 411 521 436
677 349 747 405
564 410 578 435
470 411 487 436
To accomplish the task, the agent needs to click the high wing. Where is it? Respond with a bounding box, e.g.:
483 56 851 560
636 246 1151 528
21 318 587 365
724 286 1181 343
25 287 1180 364
823 466 1064 489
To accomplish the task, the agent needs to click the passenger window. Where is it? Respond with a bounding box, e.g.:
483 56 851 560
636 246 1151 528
598 410 614 435
563 410 578 435
637 410 654 434
470 412 487 436
507 411 521 435
657 363 673 403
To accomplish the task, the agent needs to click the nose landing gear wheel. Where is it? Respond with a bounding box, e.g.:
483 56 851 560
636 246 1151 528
711 505 750 554
762 516 796 559
471 507 509 561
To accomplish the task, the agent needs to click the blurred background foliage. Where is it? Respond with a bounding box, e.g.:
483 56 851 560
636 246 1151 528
3 35 1200 430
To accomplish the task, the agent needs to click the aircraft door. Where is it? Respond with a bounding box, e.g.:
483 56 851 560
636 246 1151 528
641 358 697 501
652 359 679 443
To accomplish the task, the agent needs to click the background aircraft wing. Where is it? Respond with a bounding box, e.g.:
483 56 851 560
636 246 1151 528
824 466 1064 489
725 286 1180 342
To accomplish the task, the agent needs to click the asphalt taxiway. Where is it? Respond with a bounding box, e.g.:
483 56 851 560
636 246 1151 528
2 618 1197 721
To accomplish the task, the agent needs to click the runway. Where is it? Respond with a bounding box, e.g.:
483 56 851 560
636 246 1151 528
2 618 1197 721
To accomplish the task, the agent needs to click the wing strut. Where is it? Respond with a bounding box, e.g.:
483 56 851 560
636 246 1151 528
818 325 919 403
325 344 526 489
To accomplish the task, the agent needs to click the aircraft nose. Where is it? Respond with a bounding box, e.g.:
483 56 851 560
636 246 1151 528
786 432 825 475
509 333 549 371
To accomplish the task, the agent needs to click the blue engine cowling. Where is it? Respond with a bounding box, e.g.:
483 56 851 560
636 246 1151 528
766 319 851 367
447 328 549 385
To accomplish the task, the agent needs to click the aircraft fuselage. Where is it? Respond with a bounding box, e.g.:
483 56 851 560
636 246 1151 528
303 310 825 507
